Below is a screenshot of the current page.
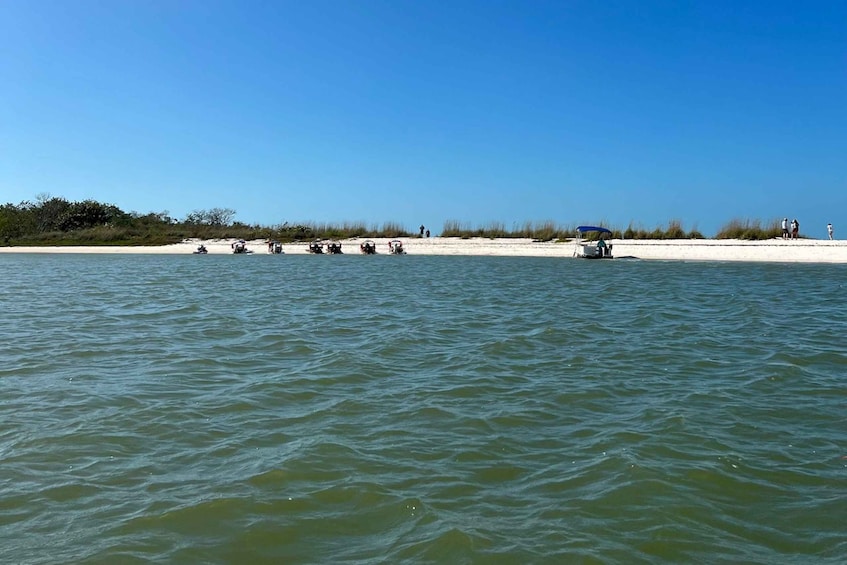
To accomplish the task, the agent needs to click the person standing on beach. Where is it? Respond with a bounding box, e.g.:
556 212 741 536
792 219 800 239
419 224 425 237
782 218 789 239
828 223 834 240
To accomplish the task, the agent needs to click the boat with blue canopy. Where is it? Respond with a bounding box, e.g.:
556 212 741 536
574 226 613 259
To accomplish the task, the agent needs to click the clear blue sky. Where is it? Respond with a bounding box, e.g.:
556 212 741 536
2 1 845 237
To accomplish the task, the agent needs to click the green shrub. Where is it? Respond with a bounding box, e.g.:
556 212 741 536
716 218 781 240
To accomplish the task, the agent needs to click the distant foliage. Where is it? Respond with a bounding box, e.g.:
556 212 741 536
58 200 128 231
0 203 34 239
0 195 417 245
620 220 704 240
715 218 782 240
184 208 237 227
440 219 570 241
0 196 133 242
0 194 793 246
440 219 705 241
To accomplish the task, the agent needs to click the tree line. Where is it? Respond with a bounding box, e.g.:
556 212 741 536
0 195 417 246
0 195 785 245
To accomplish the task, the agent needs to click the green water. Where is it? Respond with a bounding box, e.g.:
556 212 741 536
2 254 846 563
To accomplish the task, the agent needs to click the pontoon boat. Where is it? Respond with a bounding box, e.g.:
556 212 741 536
360 240 377 254
232 240 253 254
573 226 613 259
388 240 406 254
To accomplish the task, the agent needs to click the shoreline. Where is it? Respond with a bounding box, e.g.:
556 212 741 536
1 237 846 263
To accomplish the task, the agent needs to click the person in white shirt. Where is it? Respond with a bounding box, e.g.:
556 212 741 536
827 223 834 240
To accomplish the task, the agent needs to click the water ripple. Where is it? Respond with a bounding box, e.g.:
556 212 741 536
2 256 847 563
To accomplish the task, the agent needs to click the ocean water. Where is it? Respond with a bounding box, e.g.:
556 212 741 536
2 253 846 564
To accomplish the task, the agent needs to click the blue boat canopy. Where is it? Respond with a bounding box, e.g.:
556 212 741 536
576 225 612 234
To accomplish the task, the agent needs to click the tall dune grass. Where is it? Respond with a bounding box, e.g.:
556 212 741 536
620 220 704 240
715 218 782 240
439 219 705 240
440 220 572 240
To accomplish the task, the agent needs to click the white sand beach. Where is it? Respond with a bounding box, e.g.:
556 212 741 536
2 237 847 263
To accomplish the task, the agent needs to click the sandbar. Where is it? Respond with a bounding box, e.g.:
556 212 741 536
1 237 846 263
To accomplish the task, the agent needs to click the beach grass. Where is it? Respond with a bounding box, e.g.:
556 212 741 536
440 220 572 240
0 195 802 246
715 218 782 240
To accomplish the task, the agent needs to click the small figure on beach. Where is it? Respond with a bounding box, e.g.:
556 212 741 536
425 229 430 238
419 224 425 237
828 223 834 240
792 219 799 239
782 218 789 239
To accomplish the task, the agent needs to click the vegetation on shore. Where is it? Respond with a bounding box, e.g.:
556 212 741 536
0 196 416 246
440 219 706 240
713 218 783 240
0 195 790 246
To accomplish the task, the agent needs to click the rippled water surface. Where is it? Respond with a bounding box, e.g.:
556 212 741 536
2 254 847 564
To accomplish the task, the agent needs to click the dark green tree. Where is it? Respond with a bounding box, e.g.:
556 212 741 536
32 195 72 232
0 203 34 241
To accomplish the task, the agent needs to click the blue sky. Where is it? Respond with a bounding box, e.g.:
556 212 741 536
2 1 845 237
